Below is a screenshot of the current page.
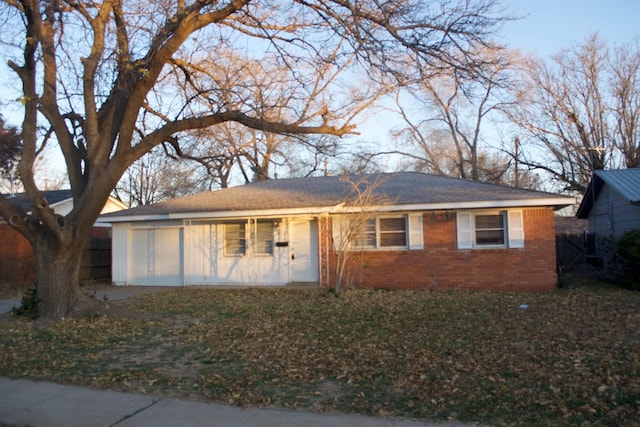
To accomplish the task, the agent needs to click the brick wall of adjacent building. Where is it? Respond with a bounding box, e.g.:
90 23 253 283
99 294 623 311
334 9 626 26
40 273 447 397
0 224 112 286
0 223 37 285
320 208 558 291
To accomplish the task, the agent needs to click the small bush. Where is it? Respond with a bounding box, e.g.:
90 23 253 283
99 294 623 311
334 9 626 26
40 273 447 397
12 283 39 319
616 230 640 290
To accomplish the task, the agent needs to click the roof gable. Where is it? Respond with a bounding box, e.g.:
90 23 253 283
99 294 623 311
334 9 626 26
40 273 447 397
2 190 127 216
576 169 640 218
2 190 73 212
103 172 574 222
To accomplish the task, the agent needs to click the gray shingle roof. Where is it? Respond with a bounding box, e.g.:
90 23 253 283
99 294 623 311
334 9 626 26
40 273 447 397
577 168 640 218
103 172 573 221
2 190 73 212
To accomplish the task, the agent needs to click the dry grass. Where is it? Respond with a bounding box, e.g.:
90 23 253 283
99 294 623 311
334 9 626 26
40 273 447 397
1 283 639 426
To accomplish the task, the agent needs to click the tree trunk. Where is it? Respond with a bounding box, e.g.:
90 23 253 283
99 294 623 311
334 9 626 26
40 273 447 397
33 233 84 319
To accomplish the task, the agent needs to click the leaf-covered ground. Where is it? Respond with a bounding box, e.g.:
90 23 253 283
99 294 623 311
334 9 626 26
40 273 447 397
1 284 639 426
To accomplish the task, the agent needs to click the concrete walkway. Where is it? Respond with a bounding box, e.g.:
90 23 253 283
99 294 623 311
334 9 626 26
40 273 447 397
0 378 478 427
0 297 21 314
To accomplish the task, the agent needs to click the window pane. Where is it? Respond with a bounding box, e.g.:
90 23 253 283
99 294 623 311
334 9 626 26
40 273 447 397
224 223 246 256
475 215 503 229
379 217 407 247
475 214 505 246
380 232 407 247
255 221 274 255
476 230 505 245
380 217 406 232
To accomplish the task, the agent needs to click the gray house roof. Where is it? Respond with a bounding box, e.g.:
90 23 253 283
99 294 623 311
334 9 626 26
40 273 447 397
577 169 640 218
103 172 574 222
2 190 74 213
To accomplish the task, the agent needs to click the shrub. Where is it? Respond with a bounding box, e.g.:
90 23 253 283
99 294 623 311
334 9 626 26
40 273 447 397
12 283 39 319
616 230 640 290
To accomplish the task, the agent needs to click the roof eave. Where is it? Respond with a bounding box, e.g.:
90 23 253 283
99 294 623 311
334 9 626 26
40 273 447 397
340 198 575 213
101 197 575 223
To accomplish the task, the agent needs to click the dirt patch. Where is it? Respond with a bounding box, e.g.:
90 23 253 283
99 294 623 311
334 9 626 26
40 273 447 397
67 294 160 321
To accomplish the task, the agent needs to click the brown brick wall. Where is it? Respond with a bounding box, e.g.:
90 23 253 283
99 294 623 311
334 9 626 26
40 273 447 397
0 224 111 285
0 223 36 285
321 208 558 291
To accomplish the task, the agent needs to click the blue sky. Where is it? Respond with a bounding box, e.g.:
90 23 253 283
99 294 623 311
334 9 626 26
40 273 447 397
501 0 640 55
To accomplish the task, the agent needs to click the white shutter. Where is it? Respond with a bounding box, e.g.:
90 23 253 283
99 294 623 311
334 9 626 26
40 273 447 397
331 215 346 251
457 212 473 249
507 210 525 248
408 213 424 250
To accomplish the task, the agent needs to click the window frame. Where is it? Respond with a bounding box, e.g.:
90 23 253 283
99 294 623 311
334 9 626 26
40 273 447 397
378 216 408 248
473 212 507 247
351 215 409 251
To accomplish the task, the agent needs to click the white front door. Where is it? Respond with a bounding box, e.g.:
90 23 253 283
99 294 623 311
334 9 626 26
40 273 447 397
289 220 319 283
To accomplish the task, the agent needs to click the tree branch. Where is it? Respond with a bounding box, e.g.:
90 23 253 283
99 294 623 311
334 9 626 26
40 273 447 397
131 110 358 163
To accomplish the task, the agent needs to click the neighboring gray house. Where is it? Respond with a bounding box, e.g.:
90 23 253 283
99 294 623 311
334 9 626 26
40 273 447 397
576 169 640 265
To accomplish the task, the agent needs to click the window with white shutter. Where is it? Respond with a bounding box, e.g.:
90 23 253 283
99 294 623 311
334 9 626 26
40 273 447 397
457 210 524 249
332 214 423 251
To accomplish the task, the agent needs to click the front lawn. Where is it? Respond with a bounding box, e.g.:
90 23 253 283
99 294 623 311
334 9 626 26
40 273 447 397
1 285 639 426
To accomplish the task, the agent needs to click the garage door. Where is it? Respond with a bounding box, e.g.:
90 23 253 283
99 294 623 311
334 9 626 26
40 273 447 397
130 228 183 286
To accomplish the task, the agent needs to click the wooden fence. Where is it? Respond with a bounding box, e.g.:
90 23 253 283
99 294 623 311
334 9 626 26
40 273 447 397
556 232 600 272
80 237 112 281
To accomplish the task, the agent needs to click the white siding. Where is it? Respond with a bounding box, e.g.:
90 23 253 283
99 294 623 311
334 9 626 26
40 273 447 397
111 223 129 285
184 223 217 284
183 220 291 285
129 227 183 286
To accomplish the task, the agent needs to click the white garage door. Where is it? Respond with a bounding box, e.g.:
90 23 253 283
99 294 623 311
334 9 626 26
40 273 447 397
130 228 183 286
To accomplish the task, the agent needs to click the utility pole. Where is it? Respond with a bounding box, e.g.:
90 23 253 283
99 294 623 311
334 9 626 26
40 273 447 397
514 136 519 188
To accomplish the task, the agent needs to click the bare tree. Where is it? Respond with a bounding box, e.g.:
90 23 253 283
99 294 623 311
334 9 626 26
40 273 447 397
175 47 394 184
505 34 640 194
329 175 391 295
0 116 65 193
391 47 520 183
0 0 508 319
113 147 203 207
611 39 640 168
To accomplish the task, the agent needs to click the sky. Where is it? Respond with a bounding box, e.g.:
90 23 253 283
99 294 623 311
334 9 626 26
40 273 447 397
2 1 640 186
501 0 640 56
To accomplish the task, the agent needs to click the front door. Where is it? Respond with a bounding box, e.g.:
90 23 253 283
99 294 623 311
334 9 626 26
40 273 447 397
289 219 319 283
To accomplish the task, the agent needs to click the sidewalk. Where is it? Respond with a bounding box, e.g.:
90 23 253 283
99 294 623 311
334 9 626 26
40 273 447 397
0 378 478 427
